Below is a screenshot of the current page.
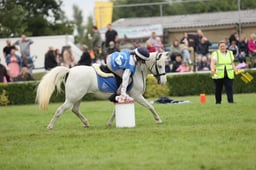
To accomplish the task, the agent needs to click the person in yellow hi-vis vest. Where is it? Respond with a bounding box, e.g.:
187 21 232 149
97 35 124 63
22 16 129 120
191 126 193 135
210 41 238 104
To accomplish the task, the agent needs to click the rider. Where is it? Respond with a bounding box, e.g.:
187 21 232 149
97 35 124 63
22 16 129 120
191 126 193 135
106 46 150 103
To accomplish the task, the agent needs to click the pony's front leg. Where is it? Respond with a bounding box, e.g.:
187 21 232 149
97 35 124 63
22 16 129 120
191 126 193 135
107 109 115 126
133 95 162 124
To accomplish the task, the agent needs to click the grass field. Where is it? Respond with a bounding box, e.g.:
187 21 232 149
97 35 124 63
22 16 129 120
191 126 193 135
0 94 256 170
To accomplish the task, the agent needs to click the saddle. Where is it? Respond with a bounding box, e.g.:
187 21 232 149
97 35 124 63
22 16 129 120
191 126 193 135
92 64 115 78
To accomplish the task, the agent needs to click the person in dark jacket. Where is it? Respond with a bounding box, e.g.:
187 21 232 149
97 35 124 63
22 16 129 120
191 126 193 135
77 45 92 66
238 34 248 63
171 55 182 72
107 41 120 55
229 32 239 45
44 46 58 70
0 59 10 82
196 36 211 58
3 39 13 58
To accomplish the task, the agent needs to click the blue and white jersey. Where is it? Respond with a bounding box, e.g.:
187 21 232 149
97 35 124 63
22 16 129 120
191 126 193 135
109 50 136 75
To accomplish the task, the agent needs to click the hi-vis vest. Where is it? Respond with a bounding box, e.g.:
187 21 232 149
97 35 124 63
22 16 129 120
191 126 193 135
212 50 235 79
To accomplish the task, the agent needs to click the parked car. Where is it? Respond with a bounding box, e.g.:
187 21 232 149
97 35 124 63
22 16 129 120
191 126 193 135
208 42 218 53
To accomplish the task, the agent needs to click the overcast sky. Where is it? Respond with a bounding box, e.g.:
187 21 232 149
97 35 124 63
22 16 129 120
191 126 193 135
61 0 109 23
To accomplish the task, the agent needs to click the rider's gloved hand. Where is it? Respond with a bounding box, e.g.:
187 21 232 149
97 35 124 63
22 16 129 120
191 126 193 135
116 88 134 103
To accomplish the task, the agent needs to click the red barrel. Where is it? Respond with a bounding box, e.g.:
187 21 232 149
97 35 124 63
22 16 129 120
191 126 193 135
200 93 206 103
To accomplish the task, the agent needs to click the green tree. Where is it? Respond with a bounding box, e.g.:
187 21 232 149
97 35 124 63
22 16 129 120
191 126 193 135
112 0 256 20
112 0 162 21
84 15 94 49
0 1 27 37
73 4 86 45
71 5 94 49
0 0 73 38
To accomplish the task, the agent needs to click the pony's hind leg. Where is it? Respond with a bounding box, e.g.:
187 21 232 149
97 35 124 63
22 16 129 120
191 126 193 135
72 101 90 128
47 101 72 130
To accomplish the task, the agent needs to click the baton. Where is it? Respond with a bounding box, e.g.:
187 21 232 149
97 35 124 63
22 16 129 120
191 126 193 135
235 70 254 83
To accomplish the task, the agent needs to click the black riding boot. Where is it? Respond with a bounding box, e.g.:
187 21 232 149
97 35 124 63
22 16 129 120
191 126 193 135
108 93 118 102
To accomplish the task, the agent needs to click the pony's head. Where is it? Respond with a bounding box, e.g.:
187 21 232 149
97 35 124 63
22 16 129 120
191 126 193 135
146 52 169 84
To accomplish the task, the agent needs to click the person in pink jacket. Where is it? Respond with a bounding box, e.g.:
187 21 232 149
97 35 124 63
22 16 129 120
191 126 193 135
248 33 256 67
176 61 190 72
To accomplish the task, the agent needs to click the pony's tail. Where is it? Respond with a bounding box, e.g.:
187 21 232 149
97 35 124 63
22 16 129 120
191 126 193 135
36 66 70 111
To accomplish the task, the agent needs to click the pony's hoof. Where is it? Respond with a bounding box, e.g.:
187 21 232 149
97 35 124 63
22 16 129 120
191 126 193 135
47 125 53 130
156 120 163 124
84 125 90 128
107 123 113 127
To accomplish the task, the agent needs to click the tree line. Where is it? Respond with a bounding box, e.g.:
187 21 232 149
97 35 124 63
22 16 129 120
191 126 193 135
0 0 72 38
1 0 256 43
112 0 256 20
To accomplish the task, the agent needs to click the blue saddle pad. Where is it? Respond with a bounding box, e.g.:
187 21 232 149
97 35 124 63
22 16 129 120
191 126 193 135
97 75 117 93
96 74 133 93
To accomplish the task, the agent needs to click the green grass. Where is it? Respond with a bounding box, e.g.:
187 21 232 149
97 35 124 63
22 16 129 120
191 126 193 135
32 72 46 80
0 94 256 170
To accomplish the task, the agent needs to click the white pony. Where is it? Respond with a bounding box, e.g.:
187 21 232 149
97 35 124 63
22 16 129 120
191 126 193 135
36 52 169 130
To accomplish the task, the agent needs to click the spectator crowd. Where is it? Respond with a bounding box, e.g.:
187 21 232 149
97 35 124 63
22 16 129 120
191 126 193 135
1 25 256 83
165 30 256 73
1 35 34 83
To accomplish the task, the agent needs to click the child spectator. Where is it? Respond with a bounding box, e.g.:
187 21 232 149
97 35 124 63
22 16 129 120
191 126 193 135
165 58 171 73
176 61 190 72
14 67 34 81
171 55 182 72
197 57 210 71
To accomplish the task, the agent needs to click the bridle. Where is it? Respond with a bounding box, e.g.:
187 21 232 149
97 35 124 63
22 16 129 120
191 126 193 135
148 52 166 83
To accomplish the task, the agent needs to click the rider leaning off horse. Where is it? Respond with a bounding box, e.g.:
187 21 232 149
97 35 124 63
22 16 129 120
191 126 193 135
106 46 150 103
